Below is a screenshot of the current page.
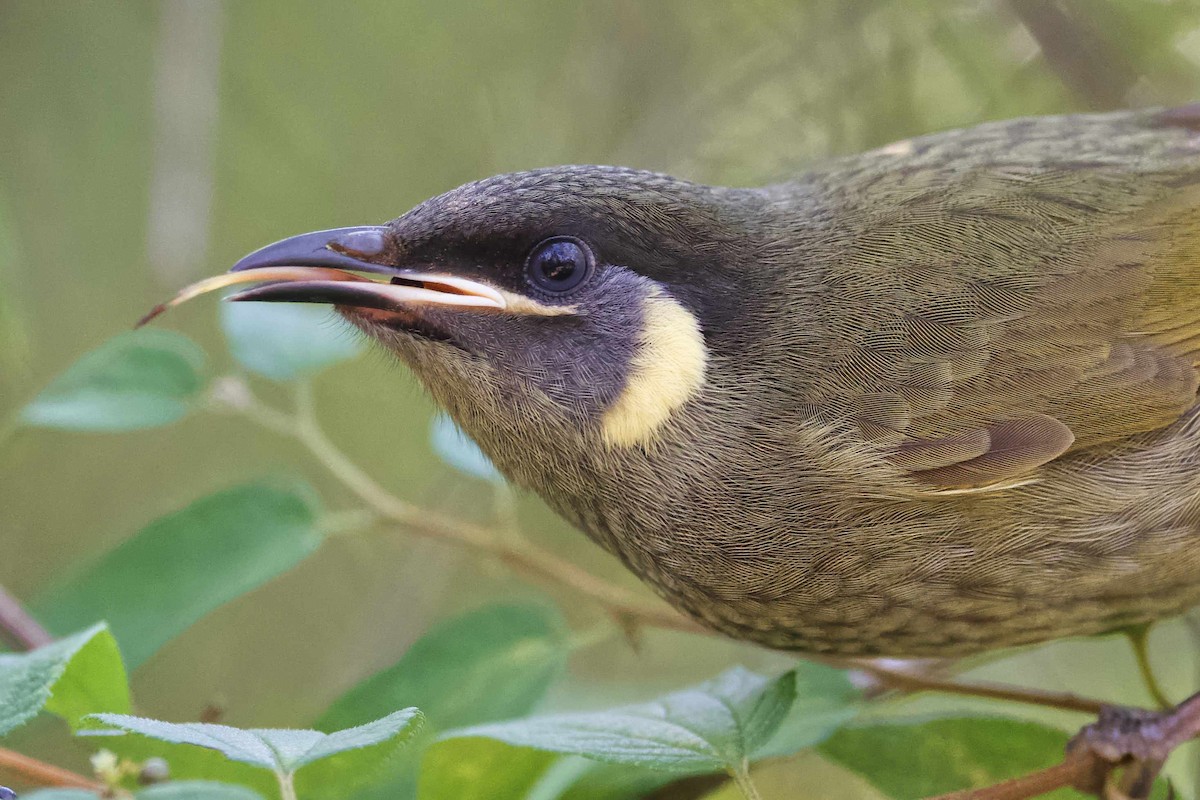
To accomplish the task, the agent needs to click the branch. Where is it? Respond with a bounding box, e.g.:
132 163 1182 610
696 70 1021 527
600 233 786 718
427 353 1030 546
214 378 706 637
219 377 1137 710
926 751 1098 800
0 582 52 651
927 690 1200 799
854 661 1107 715
1007 0 1139 110
0 746 104 792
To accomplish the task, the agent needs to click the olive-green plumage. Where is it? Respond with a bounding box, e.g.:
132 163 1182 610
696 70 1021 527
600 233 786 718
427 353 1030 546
227 105 1200 656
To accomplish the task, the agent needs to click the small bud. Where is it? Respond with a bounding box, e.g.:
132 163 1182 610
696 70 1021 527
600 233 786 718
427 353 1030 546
138 757 171 786
90 749 121 782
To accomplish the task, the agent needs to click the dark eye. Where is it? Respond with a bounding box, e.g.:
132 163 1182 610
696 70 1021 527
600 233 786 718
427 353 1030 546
525 237 594 293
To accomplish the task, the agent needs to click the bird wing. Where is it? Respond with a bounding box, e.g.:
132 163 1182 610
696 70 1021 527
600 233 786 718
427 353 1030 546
808 121 1200 492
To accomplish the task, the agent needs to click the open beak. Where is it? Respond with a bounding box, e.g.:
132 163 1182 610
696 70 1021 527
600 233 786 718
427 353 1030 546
137 226 506 326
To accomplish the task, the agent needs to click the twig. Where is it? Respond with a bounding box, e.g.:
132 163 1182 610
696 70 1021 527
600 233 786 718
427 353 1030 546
277 771 298 800
1124 625 1173 709
855 661 1107 715
221 377 1141 708
215 378 706 636
0 746 104 792
926 751 1097 800
291 382 705 633
729 764 763 800
1006 0 1139 110
927 690 1200 799
0 582 52 651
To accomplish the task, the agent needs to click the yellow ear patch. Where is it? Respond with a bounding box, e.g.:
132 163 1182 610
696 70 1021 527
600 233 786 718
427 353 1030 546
600 287 708 448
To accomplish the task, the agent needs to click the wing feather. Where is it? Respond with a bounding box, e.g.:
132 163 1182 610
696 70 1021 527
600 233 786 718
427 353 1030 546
807 151 1200 491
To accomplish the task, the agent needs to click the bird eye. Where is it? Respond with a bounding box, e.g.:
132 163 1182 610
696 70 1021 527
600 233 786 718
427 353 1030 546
525 237 594 294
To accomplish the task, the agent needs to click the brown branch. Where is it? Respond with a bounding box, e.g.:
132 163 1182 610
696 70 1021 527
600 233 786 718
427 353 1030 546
927 751 1098 800
220 379 708 637
855 661 1107 715
926 690 1200 800
227 378 1143 708
1007 0 1139 110
0 582 52 651
0 746 103 792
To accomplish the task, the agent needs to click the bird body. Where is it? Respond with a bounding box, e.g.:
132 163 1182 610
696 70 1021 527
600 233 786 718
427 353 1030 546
200 106 1200 656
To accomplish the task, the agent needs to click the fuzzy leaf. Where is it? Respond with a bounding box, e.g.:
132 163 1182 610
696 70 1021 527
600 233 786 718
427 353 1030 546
91 709 424 784
444 667 796 774
22 783 266 800
754 661 859 758
137 783 266 800
0 624 129 736
319 603 568 732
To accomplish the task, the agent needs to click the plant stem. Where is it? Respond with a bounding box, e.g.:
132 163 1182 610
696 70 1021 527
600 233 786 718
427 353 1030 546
0 746 105 792
277 771 298 800
224 377 1135 714
1124 625 1173 709
0 582 52 651
854 661 1107 715
730 764 763 800
925 752 1096 800
218 379 704 636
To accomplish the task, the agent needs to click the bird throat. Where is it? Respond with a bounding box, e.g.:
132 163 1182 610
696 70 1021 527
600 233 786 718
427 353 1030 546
600 287 708 448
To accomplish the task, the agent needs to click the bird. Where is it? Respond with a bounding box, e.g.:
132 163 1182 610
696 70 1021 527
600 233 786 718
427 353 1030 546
156 105 1200 660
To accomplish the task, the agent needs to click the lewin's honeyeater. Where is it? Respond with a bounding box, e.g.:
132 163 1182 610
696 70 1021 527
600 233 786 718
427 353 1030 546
150 106 1200 659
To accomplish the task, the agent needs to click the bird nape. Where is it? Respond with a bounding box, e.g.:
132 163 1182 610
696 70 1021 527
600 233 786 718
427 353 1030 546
147 104 1200 791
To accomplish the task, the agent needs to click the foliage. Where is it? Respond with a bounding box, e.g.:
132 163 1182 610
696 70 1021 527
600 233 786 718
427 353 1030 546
2 310 1143 799
820 717 1076 799
19 331 206 432
6 3 1200 798
91 709 424 799
0 625 128 736
32 484 323 671
219 302 362 383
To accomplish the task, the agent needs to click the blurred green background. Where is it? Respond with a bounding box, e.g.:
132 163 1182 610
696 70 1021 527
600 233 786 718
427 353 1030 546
6 1 1200 795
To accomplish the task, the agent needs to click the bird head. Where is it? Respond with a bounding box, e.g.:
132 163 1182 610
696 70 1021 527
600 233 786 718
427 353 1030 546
225 166 776 485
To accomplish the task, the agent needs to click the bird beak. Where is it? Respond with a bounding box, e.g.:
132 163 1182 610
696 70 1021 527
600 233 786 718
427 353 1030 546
137 226 506 326
225 226 506 311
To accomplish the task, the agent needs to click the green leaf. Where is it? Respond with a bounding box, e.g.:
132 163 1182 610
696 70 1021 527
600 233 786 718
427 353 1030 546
138 783 266 800
417 737 556 800
316 604 568 800
444 667 797 774
319 603 568 732
552 759 683 800
23 782 267 800
220 301 363 381
20 329 206 431
429 414 501 483
91 709 424 793
819 716 1075 799
0 624 130 736
754 661 860 758
87 738 278 797
34 482 323 670
547 662 859 800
